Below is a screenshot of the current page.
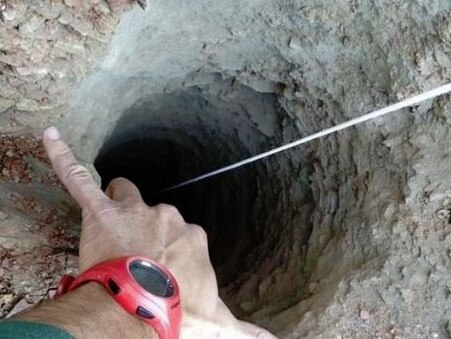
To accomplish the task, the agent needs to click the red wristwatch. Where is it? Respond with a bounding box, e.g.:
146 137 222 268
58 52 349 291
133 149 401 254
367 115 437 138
56 255 182 339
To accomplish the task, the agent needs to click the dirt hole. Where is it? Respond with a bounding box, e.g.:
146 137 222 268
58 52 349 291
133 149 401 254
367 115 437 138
94 79 312 289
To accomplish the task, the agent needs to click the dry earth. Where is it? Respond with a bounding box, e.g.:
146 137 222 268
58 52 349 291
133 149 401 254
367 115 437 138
1 1 451 338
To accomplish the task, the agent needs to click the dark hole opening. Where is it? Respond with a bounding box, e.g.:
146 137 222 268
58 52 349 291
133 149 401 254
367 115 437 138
94 128 261 286
93 82 298 287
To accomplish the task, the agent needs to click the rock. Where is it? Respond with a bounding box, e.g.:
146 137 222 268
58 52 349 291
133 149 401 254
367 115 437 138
7 298 31 317
94 1 112 15
1 3 27 23
25 294 44 304
53 35 85 55
48 289 57 298
384 203 397 222
66 17 96 37
0 99 15 113
64 0 82 7
29 41 49 63
0 54 25 68
288 36 303 50
0 82 20 100
360 309 370 321
33 2 62 20
19 15 45 37
15 66 49 79
16 98 40 112
0 293 14 306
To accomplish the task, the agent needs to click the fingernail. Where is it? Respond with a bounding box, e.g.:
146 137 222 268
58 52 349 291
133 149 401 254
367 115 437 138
44 126 61 141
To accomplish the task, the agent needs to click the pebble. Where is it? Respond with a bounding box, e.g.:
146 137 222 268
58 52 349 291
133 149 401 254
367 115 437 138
360 309 370 321
48 289 57 298
288 36 302 50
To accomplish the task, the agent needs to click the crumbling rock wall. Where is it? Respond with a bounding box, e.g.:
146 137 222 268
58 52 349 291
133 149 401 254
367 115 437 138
0 0 118 317
0 0 119 133
1 0 451 337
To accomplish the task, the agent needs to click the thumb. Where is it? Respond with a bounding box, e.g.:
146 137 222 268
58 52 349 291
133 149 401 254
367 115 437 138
105 177 143 204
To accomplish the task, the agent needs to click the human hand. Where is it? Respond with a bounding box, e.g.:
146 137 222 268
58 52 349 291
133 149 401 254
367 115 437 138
42 127 276 339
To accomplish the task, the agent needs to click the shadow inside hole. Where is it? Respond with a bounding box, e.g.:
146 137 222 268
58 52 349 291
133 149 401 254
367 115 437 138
95 137 196 200
92 80 296 286
94 131 260 286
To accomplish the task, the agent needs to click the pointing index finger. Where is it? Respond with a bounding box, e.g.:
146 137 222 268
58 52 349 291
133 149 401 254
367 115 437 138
43 127 108 211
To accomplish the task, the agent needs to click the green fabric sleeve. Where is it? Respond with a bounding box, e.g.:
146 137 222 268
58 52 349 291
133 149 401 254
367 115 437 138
0 320 75 339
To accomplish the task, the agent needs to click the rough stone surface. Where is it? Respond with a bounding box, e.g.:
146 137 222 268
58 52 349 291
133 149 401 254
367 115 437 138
0 135 80 317
1 0 451 338
0 0 119 134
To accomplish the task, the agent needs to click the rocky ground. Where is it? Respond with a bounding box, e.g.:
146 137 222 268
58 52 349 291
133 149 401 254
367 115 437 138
1 0 451 338
0 135 79 317
0 0 119 134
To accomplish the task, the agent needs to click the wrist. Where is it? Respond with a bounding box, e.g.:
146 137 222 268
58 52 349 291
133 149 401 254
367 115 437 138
18 282 157 338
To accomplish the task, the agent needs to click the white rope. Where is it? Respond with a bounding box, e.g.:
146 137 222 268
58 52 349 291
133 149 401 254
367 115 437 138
158 82 451 194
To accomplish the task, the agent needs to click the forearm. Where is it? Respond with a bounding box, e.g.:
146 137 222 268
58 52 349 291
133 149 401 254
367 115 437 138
17 283 156 339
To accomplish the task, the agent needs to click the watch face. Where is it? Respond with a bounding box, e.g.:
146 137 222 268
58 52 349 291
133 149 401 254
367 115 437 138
129 260 174 298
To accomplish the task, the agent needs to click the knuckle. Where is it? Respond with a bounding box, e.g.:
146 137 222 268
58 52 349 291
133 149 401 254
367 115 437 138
154 203 180 216
64 163 90 183
53 147 72 163
131 201 148 213
190 225 208 243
